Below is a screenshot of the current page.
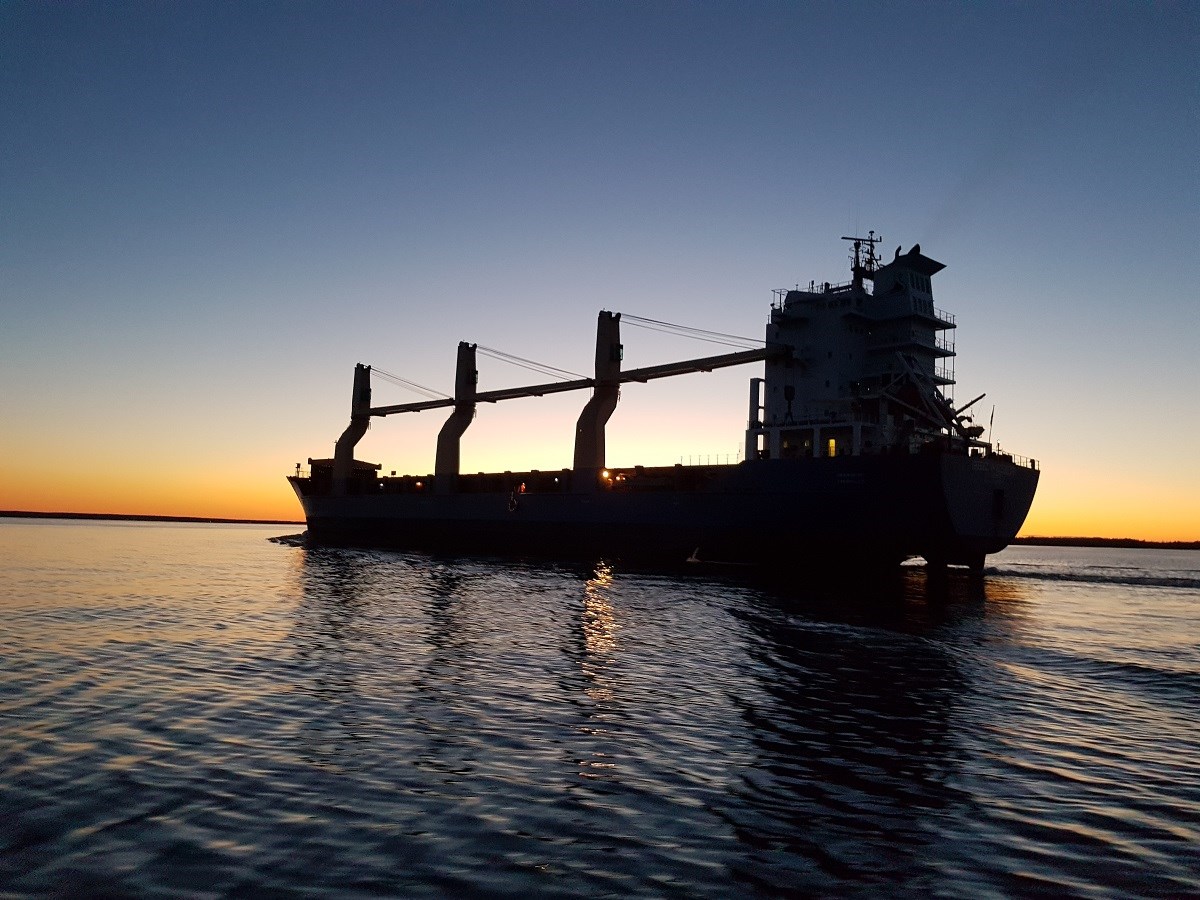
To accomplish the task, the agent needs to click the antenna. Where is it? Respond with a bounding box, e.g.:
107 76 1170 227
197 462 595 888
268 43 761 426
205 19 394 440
841 230 882 285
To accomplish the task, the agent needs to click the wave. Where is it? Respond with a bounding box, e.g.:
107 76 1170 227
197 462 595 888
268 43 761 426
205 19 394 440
985 566 1200 590
1019 646 1200 705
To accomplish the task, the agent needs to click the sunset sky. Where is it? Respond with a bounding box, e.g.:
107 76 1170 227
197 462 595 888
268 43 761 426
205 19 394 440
2 2 1197 540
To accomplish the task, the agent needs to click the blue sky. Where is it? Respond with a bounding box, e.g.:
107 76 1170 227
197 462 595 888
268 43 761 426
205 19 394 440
2 2 1197 536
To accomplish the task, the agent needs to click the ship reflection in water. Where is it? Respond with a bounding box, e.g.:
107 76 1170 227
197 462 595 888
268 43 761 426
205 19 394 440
0 520 1195 896
276 546 1193 896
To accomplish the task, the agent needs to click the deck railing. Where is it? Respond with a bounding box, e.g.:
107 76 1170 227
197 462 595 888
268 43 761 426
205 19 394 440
993 450 1039 470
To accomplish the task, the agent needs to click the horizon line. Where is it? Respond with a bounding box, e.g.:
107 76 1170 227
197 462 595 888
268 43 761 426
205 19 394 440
1 510 1196 549
0 510 303 527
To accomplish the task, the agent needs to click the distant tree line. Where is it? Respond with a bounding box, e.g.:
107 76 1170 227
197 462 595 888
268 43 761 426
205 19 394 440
1014 536 1200 551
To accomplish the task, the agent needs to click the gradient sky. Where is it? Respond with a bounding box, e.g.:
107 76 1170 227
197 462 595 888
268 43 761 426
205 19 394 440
2 2 1197 539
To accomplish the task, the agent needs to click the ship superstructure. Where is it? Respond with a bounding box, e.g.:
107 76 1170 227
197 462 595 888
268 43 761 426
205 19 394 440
748 234 978 461
289 236 1039 571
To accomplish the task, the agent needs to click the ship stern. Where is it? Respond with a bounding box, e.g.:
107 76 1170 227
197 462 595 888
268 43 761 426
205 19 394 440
929 453 1039 568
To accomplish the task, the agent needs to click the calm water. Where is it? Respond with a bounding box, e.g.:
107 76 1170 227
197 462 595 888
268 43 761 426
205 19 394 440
1 519 1197 897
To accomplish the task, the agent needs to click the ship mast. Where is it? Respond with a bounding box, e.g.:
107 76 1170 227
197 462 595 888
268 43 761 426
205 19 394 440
841 230 881 290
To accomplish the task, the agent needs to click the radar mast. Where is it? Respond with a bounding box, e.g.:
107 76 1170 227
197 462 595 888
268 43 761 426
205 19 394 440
841 230 881 289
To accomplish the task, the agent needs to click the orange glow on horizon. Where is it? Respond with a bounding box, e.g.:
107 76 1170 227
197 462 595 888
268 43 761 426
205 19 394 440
0 463 304 523
1018 466 1199 544
2 430 1197 540
4 467 1196 542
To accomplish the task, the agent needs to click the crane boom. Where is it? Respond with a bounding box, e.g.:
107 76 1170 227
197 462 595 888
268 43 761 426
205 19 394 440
367 345 782 417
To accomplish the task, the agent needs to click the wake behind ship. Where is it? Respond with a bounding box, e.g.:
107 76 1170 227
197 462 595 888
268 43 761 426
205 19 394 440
289 235 1038 571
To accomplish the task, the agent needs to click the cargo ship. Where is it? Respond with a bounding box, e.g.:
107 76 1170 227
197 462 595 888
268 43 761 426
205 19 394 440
289 235 1038 571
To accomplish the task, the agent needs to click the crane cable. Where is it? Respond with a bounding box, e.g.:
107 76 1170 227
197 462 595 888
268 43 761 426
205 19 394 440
620 313 761 350
370 367 451 401
476 345 587 381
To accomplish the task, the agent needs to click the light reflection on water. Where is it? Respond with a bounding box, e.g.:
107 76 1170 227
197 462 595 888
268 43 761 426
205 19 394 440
0 520 1197 896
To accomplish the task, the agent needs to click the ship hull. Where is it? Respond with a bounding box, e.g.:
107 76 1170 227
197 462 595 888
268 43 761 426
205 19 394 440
290 454 1038 569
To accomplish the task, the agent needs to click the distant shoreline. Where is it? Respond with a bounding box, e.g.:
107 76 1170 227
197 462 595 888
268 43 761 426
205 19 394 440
0 510 303 527
1 510 1195 549
1012 536 1199 551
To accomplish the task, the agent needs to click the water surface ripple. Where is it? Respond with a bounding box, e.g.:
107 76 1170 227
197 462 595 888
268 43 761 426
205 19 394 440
1 521 1197 896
